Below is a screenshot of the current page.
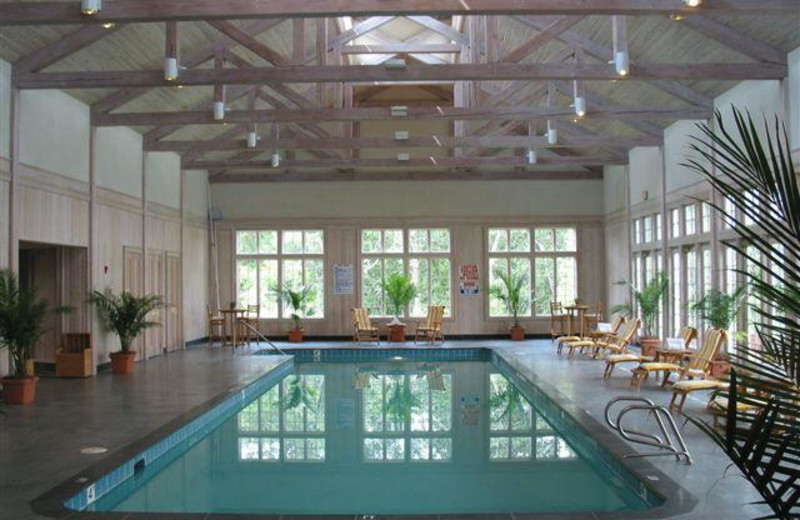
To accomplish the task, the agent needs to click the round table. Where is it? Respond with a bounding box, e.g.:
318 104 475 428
219 308 247 347
563 304 590 337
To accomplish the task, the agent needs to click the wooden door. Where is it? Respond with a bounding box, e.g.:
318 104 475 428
165 253 181 352
146 250 165 358
123 247 144 359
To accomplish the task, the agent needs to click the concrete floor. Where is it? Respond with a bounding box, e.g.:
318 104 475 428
0 340 769 519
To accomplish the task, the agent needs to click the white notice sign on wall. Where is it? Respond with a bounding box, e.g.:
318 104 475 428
333 264 354 295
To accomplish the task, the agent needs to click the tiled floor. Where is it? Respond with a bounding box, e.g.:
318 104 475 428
0 340 770 519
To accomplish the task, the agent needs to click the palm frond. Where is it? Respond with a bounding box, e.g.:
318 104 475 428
90 289 163 353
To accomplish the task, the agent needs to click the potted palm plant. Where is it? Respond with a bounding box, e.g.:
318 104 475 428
0 269 68 405
382 273 417 343
614 272 669 357
489 268 530 341
90 290 163 375
691 286 747 378
272 283 314 343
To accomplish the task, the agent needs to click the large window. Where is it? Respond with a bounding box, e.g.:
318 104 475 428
488 374 575 461
361 228 452 317
237 374 326 462
362 372 452 462
488 228 532 317
236 230 324 318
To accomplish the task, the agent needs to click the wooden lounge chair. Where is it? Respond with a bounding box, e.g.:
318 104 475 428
631 328 727 390
414 305 445 345
352 308 380 345
567 317 640 360
557 314 625 355
604 326 697 379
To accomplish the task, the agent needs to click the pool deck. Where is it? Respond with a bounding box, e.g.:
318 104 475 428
0 339 769 519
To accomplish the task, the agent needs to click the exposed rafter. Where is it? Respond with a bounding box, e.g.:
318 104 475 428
2 1 796 26
208 169 604 183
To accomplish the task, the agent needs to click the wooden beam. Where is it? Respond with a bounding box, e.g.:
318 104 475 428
147 134 662 152
501 16 583 63
333 16 396 47
209 21 288 66
14 24 121 73
406 16 471 45
17 62 786 89
209 169 604 183
342 43 461 54
93 105 711 127
187 154 624 169
682 15 787 64
3 1 795 25
293 19 305 65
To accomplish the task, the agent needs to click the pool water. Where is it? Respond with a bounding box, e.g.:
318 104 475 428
88 356 657 515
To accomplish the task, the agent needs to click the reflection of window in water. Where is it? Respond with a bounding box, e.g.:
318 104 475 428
361 372 452 462
237 375 326 462
488 374 576 461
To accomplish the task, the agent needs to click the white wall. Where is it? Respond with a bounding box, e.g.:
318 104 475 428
145 151 181 208
19 89 90 181
184 170 209 218
96 126 143 197
211 179 605 220
628 146 662 205
787 48 800 162
664 119 706 193
603 165 627 215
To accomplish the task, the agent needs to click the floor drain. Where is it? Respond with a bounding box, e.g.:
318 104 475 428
80 447 108 455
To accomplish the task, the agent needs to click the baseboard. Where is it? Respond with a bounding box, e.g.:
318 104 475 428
185 337 210 348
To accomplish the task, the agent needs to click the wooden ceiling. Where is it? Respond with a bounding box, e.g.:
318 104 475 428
0 1 798 183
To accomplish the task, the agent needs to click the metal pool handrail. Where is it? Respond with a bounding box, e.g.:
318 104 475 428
237 319 287 356
604 396 692 465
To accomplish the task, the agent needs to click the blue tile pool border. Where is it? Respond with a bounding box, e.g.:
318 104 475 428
32 347 697 520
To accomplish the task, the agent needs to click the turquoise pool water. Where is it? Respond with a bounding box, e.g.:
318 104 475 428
86 354 658 515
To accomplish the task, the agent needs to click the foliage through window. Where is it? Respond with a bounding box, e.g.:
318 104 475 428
236 230 324 319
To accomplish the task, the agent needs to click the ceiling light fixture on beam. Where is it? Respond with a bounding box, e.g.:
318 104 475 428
391 105 408 118
394 131 409 141
527 148 538 165
246 131 258 149
164 21 179 81
683 0 703 6
611 16 629 77
397 153 410 162
80 0 101 15
271 152 281 168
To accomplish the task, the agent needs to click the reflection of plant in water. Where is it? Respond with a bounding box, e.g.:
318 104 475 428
280 376 320 412
490 377 527 424
385 378 422 424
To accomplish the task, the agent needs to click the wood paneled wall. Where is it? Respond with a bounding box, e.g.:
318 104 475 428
213 216 607 337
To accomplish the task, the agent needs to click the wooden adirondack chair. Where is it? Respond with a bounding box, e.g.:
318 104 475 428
604 325 696 379
632 328 727 390
414 305 445 345
352 308 380 345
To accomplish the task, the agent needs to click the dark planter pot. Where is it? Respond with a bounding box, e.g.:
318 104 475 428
709 359 731 379
639 337 662 358
288 328 304 343
510 325 526 341
2 376 38 405
389 325 406 343
110 351 136 375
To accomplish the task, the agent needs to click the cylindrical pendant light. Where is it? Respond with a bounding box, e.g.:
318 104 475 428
164 57 179 81
614 51 629 76
213 101 225 121
246 131 258 149
527 149 538 165
271 152 281 168
81 0 101 15
574 96 586 118
546 121 558 145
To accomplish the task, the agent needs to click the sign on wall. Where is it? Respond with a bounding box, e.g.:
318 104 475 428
333 264 354 295
459 264 480 296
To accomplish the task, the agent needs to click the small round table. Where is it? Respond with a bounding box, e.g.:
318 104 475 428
219 308 247 347
563 304 590 337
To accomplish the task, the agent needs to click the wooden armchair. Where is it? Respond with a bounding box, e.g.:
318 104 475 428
55 333 93 378
414 305 445 345
632 328 726 390
549 302 567 341
207 305 224 347
352 308 380 345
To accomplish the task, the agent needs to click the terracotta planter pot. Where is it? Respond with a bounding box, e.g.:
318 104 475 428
388 325 406 343
510 325 526 341
110 351 137 375
639 338 662 358
288 328 304 343
709 359 731 379
2 376 38 405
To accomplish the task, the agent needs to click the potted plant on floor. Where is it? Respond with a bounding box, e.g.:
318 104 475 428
0 269 69 404
273 283 314 343
614 272 669 357
691 286 747 378
90 290 163 375
489 268 530 341
382 273 417 343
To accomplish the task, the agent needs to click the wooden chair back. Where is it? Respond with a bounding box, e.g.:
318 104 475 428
423 305 445 330
63 333 92 353
689 329 728 371
618 318 641 347
352 308 373 330
550 301 563 316
609 315 626 334
246 304 260 319
207 305 220 320
679 326 699 348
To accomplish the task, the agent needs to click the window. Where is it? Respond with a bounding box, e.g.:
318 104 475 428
701 202 712 233
684 204 696 235
488 228 532 317
633 219 642 245
237 374 326 462
723 197 736 229
671 249 682 335
670 208 681 238
655 213 663 241
361 229 452 317
533 228 577 316
488 374 575 461
236 230 324 318
362 372 452 462
643 217 653 243
686 248 698 330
